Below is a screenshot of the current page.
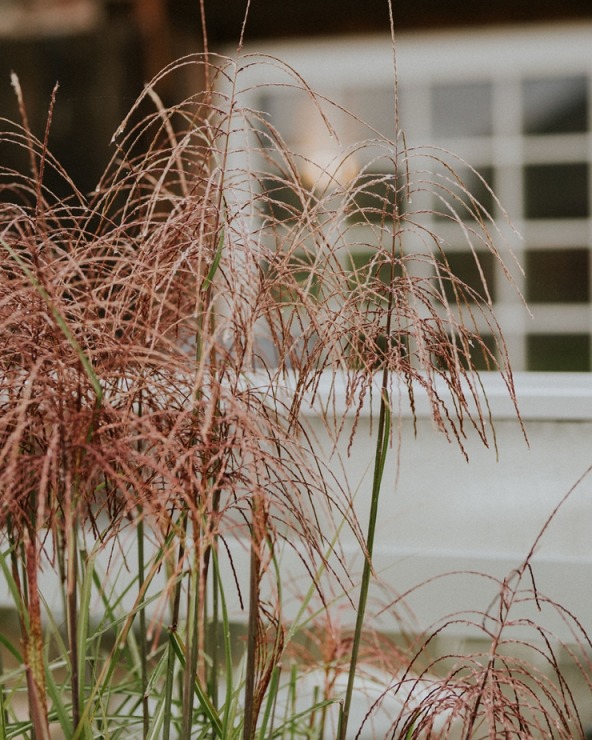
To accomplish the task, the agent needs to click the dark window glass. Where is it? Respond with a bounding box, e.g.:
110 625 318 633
0 33 142 199
350 331 409 371
348 172 403 223
432 82 492 138
347 249 404 292
434 166 495 221
524 163 588 219
433 334 497 372
456 333 497 371
527 334 590 371
468 334 497 371
261 177 308 222
523 76 588 135
440 250 496 304
264 251 321 304
526 249 589 303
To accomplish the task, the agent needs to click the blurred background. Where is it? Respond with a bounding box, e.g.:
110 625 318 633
2 0 592 725
1 0 591 197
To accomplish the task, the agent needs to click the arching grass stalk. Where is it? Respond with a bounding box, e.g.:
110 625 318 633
0 237 103 411
73 530 181 737
168 631 224 736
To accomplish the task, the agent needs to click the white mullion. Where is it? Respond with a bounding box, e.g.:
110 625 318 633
238 28 592 373
490 75 527 370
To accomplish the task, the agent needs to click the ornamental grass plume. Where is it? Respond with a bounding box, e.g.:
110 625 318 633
1 25 588 739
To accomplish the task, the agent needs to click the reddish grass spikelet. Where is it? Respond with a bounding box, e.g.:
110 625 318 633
3 49 584 739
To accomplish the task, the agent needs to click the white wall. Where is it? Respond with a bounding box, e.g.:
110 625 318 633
214 372 592 643
306 372 592 641
1 372 590 651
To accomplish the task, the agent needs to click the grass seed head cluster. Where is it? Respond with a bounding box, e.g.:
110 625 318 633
0 34 590 740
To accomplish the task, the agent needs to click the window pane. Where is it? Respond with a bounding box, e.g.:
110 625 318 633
257 92 294 145
264 251 321 304
350 331 410 371
440 250 496 303
452 333 497 371
433 334 497 372
526 249 589 303
261 177 307 221
346 85 397 139
434 166 495 221
469 334 497 371
527 334 590 371
257 91 314 146
347 249 403 291
432 82 492 138
523 76 588 135
524 163 588 219
348 172 402 223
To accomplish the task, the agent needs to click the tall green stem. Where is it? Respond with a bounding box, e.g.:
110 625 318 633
163 515 187 740
136 508 149 738
243 494 264 740
339 194 400 739
67 518 81 733
337 379 391 740
182 521 201 738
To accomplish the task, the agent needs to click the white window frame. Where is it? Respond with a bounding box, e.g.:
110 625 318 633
230 22 592 422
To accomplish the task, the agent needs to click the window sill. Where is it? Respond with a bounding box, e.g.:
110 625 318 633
294 371 592 422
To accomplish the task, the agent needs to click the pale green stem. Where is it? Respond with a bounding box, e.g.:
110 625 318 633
337 382 391 740
163 515 187 740
181 530 200 738
243 495 263 740
136 509 149 738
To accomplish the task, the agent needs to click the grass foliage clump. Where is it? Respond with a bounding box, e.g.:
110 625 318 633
0 32 591 740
